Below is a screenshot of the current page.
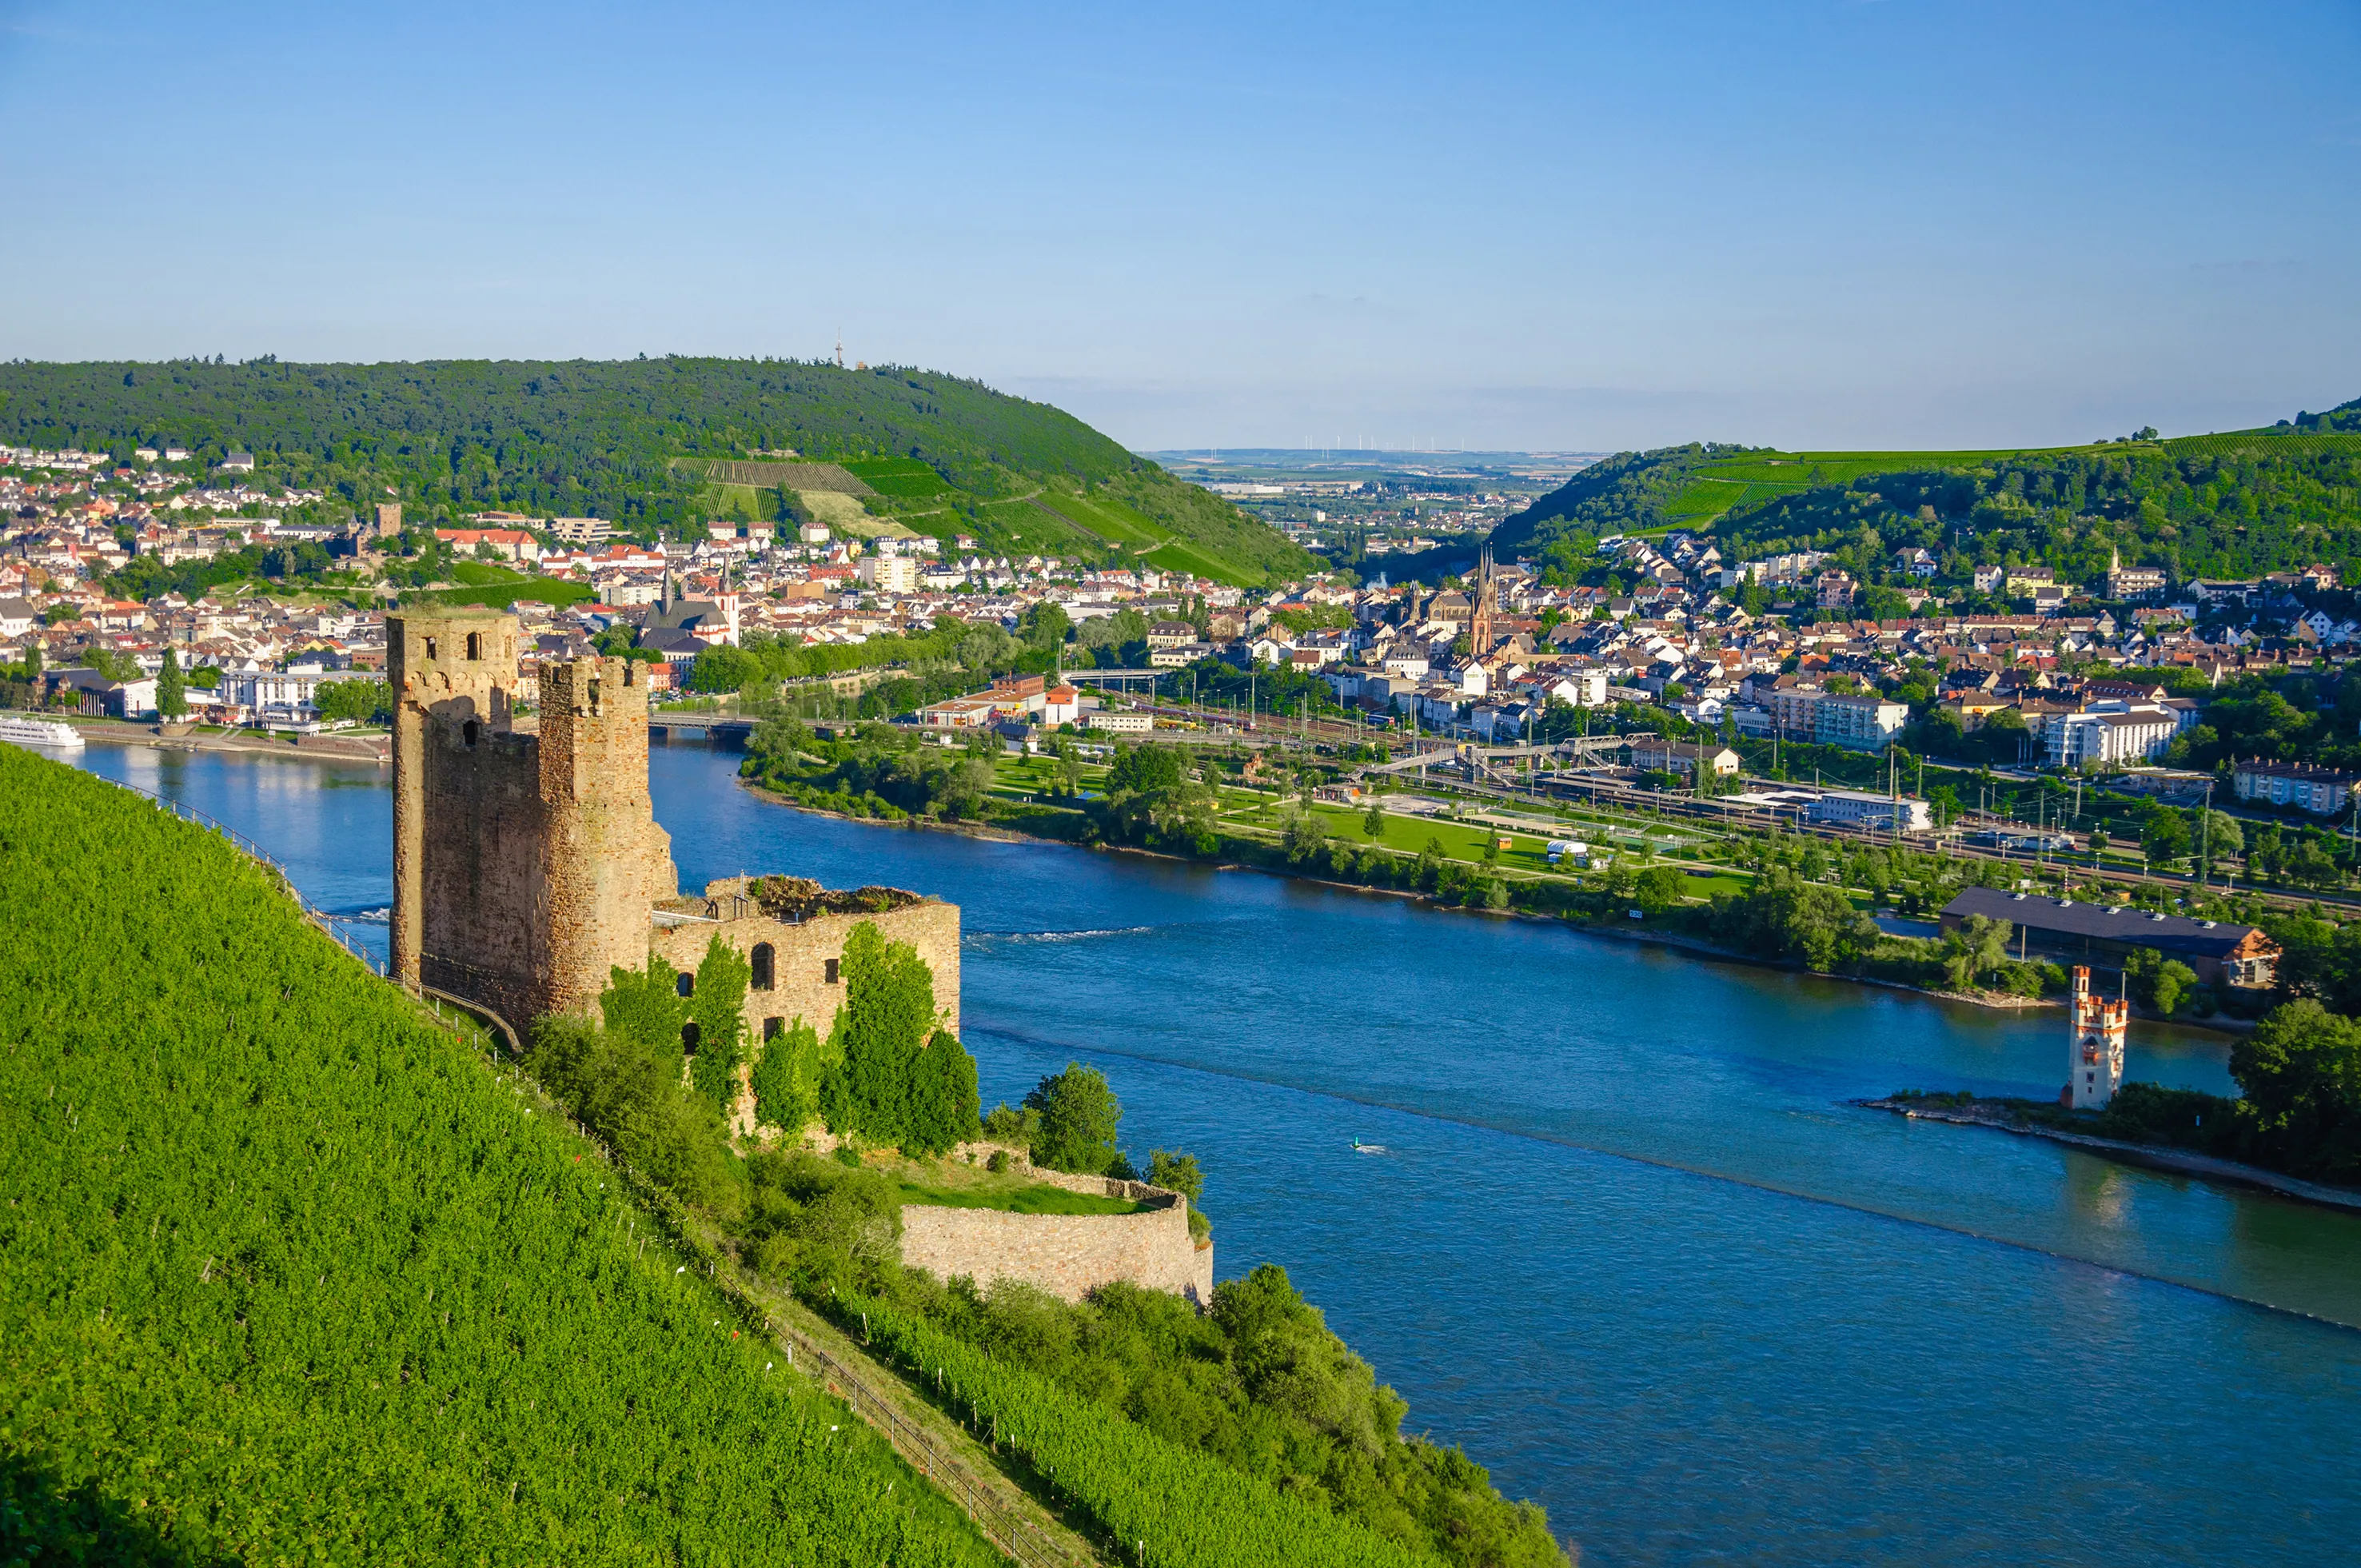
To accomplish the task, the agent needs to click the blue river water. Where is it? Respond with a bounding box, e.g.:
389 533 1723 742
63 739 2361 1566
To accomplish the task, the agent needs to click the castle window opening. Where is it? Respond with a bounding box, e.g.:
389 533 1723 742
676 971 694 999
465 632 482 661
623 662 636 688
464 720 479 748
763 1017 782 1041
824 957 840 984
752 942 774 991
681 1020 700 1053
424 636 437 660
588 677 602 715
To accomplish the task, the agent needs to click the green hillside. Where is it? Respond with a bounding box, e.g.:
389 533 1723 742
0 357 1316 585
1495 401 2361 588
0 747 999 1566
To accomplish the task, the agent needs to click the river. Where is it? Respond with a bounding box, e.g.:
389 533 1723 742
66 739 2361 1566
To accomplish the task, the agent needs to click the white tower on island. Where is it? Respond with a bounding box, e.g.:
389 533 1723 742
2067 965 2128 1110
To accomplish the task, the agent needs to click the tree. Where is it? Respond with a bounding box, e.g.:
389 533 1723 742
1633 865 1684 914
688 644 762 694
2152 960 2198 1017
1024 1062 1123 1174
820 920 939 1149
1099 743 1215 852
1147 1148 1204 1204
2202 810 2244 860
600 955 687 1055
2231 999 2361 1178
156 647 187 719
2141 808 2191 868
749 1015 826 1134
313 677 391 726
1362 800 1385 838
1414 836 1446 892
904 1029 981 1158
688 935 751 1110
1281 804 1328 864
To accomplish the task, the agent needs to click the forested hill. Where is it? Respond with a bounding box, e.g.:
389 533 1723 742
1490 400 2361 588
0 357 1316 583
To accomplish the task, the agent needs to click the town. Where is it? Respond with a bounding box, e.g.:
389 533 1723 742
6 441 2355 835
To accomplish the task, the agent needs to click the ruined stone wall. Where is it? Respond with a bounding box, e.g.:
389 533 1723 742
418 724 547 1027
899 1197 1214 1306
647 896 962 1045
648 895 963 1135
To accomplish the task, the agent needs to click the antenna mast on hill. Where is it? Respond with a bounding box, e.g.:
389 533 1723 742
835 332 844 369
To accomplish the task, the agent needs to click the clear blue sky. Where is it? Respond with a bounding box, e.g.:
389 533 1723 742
2 1 2355 452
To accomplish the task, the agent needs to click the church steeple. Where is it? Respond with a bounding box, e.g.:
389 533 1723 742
1470 541 1497 655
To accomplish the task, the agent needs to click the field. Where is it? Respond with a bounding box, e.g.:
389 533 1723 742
800 488 920 538
842 456 954 497
2158 430 2361 461
1032 487 1171 550
0 746 1000 1566
692 457 875 494
970 496 1105 557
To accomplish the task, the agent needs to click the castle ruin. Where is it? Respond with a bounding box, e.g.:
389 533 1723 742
386 608 1207 1302
387 608 959 1062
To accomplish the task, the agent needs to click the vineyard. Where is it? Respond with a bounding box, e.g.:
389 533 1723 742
0 744 1001 1566
840 1289 1439 1568
845 455 957 497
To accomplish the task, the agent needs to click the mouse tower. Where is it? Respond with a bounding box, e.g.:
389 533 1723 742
2066 964 2128 1110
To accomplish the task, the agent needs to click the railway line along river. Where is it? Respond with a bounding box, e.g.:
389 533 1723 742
70 738 2361 1566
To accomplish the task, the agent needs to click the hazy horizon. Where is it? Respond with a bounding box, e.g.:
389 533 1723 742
2 1 2354 453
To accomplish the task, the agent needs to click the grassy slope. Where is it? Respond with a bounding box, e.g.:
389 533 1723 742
0 747 999 1567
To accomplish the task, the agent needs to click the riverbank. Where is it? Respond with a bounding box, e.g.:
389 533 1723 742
741 772 2083 1021
63 716 391 762
1856 1095 2361 1215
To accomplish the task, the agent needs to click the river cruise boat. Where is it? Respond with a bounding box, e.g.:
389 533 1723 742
0 715 86 751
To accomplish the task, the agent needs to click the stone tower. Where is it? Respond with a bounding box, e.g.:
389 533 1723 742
388 609 677 1027
1469 541 1496 655
2067 964 2128 1110
532 655 680 1018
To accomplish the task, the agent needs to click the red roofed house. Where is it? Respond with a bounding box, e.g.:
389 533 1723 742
435 528 543 564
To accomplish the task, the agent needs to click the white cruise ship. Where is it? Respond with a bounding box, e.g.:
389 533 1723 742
0 715 86 751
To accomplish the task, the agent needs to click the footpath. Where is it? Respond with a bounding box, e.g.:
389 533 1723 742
62 715 390 762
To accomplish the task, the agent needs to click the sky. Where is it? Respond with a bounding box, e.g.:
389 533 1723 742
2 1 2356 453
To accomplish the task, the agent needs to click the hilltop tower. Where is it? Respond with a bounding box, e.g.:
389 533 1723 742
389 610 678 1025
2066 964 2128 1110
